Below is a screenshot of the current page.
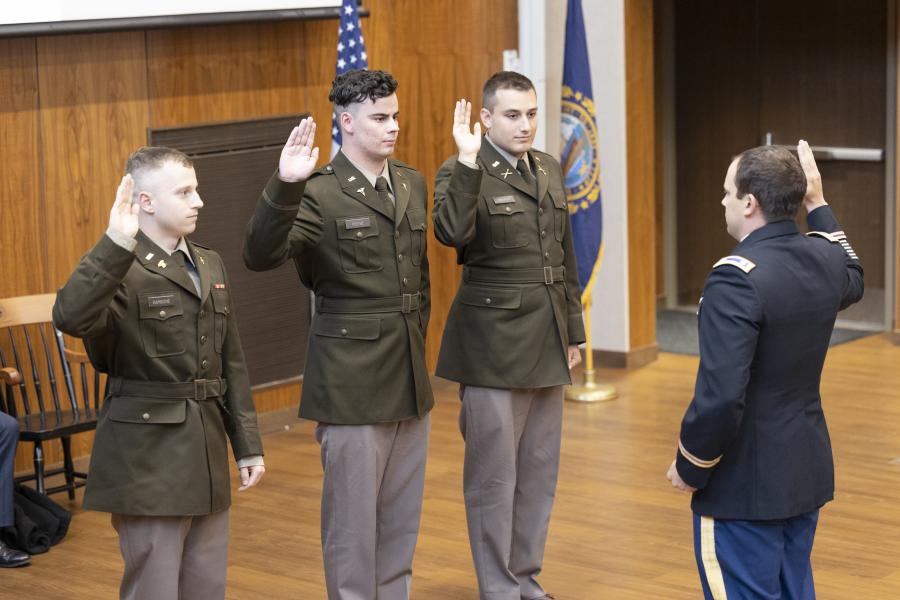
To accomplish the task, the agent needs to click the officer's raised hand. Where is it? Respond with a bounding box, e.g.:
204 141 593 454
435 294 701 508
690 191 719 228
279 117 320 183
108 174 139 239
798 139 828 213
453 99 482 165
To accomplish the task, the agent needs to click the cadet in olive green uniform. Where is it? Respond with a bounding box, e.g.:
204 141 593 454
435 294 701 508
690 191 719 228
243 70 432 600
433 73 585 600
53 148 265 600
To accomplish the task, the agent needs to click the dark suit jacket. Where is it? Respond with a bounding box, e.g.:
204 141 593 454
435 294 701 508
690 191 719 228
53 232 262 516
432 141 585 388
676 206 864 520
243 151 433 425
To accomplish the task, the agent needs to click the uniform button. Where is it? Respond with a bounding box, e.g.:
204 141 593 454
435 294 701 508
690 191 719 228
485 297 492 304
141 412 150 422
544 252 550 260
200 335 207 344
356 231 363 238
538 207 544 215
398 253 403 262
158 310 167 318
201 359 208 369
199 310 206 318
541 230 546 238
340 328 348 336
224 306 229 315
394 232 400 240
505 206 512 213
402 277 409 286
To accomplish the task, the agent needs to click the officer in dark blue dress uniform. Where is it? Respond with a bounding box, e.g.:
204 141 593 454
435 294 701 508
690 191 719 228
667 140 864 599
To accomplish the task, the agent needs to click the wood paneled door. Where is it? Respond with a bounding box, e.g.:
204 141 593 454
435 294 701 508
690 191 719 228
670 0 889 328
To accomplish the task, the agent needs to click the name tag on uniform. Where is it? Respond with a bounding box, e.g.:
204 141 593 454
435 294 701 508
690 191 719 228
147 293 175 308
344 217 371 230
492 195 516 205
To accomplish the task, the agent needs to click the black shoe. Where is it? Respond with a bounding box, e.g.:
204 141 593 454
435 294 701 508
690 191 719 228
0 541 30 567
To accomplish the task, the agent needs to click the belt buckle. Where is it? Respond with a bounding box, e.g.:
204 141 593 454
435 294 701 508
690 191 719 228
401 293 412 314
543 266 554 285
194 379 207 401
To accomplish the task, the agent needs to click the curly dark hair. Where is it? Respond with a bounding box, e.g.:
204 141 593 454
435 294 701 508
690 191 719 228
328 69 398 108
735 146 807 221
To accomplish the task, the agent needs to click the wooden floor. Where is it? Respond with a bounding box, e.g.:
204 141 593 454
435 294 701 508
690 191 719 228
2 334 899 598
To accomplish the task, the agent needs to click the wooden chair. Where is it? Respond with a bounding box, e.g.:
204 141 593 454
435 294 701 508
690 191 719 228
0 293 101 498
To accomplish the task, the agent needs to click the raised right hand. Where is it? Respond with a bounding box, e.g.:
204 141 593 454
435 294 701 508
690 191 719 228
108 174 139 239
279 117 320 183
453 99 481 164
798 139 827 212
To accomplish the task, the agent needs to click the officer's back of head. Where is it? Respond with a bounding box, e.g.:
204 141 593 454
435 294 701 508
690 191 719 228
734 146 807 221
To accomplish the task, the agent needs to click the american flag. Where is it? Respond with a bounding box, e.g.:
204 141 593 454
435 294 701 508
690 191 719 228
331 0 369 157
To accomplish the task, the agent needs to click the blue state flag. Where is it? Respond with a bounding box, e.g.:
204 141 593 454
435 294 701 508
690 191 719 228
331 0 369 157
560 0 603 300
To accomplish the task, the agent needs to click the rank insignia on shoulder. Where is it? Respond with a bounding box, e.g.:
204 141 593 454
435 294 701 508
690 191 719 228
713 255 756 273
807 231 837 242
213 283 226 289
807 230 859 260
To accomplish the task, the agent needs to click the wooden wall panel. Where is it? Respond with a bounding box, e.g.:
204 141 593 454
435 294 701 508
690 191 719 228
625 0 657 352
37 32 149 290
0 38 44 299
146 21 335 129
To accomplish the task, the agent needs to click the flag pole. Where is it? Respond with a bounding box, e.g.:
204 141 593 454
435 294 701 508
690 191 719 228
565 294 617 403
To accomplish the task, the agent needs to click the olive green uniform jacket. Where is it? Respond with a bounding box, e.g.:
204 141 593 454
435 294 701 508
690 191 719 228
243 151 433 425
52 231 263 516
433 142 586 388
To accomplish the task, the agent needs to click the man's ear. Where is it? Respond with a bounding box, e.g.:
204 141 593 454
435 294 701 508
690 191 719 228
743 193 759 216
138 191 154 214
339 111 353 135
480 107 492 131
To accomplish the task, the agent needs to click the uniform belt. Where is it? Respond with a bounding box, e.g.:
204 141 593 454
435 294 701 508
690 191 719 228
463 265 565 285
109 377 227 401
315 292 423 315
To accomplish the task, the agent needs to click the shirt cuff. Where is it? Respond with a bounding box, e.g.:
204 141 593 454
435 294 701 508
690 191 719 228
105 228 137 252
237 455 265 469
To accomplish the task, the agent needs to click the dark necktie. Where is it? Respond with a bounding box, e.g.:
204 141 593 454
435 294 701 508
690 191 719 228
516 158 535 188
375 176 395 220
174 249 201 295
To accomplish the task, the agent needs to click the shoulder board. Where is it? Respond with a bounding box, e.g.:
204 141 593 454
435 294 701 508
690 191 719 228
312 164 335 178
713 255 756 273
806 231 838 242
530 149 556 163
389 159 418 172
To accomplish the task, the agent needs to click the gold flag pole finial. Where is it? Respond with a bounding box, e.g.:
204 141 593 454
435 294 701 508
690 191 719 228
565 295 617 403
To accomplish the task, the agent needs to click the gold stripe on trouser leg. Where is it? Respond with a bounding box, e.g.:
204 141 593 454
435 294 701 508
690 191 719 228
700 516 729 600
